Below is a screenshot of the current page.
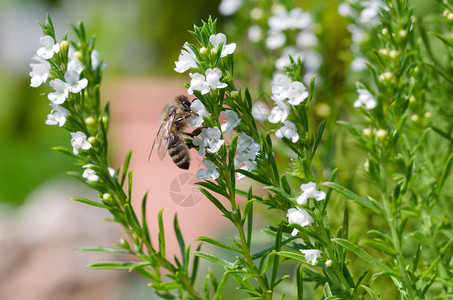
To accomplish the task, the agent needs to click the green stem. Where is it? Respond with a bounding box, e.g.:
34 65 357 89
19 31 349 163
237 223 272 299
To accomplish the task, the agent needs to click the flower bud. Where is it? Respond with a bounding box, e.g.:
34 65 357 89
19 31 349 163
411 114 419 122
210 47 218 55
376 129 387 141
409 95 416 103
448 12 453 21
315 103 331 118
102 193 112 201
199 47 208 55
325 260 332 267
424 112 432 119
250 7 263 20
102 115 109 126
230 90 239 98
389 50 399 59
398 30 407 39
74 51 83 60
85 116 96 126
379 72 395 83
363 128 372 137
379 49 389 56
382 28 388 36
60 40 69 53
88 136 96 144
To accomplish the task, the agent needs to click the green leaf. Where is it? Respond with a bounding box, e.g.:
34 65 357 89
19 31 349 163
196 181 230 199
158 208 166 259
196 236 241 253
275 251 306 263
124 203 142 236
174 215 186 267
362 240 396 256
437 152 453 195
193 251 234 269
77 246 133 254
321 182 383 216
337 121 367 147
141 192 152 247
264 186 291 203
236 169 273 185
312 119 327 158
152 281 182 291
199 188 230 219
361 285 380 300
121 150 133 187
88 261 149 270
71 197 110 209
332 238 396 275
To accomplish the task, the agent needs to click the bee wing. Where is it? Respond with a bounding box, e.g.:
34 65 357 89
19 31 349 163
149 112 176 161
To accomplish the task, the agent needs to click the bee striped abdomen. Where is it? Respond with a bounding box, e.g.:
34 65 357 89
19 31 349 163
167 135 190 169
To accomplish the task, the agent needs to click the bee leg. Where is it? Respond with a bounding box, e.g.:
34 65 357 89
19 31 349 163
183 127 204 138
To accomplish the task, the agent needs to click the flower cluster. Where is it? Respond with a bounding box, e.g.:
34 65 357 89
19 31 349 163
268 73 309 143
338 0 388 71
29 22 110 185
286 182 326 265
30 35 91 157
234 133 260 180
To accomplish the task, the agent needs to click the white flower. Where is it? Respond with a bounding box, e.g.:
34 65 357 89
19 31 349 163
64 70 88 93
219 0 242 16
300 249 321 265
221 110 241 132
350 57 368 71
338 3 355 17
192 127 224 156
174 43 198 73
108 167 115 177
47 79 69 105
71 131 92 155
268 101 290 124
266 30 286 49
252 101 269 121
205 68 228 90
29 55 51 88
36 35 60 59
45 104 69 127
237 160 258 180
209 33 236 57
275 47 303 70
82 164 99 182
235 132 260 166
288 8 312 29
271 73 292 102
275 120 299 143
297 182 326 205
188 99 210 128
287 81 309 106
287 207 313 236
197 159 219 180
188 72 210 95
248 25 263 42
360 0 386 25
296 30 318 49
67 45 84 74
354 88 377 109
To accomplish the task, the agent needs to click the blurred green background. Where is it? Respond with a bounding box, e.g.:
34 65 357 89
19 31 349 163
0 0 223 206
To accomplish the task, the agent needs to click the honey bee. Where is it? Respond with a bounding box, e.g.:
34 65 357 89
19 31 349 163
151 95 202 169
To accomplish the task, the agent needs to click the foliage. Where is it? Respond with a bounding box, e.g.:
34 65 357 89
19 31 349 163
29 0 453 298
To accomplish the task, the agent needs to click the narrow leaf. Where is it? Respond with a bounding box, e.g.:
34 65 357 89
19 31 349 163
71 197 109 209
332 238 396 275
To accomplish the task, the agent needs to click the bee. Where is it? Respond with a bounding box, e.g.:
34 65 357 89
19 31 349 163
151 95 202 169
